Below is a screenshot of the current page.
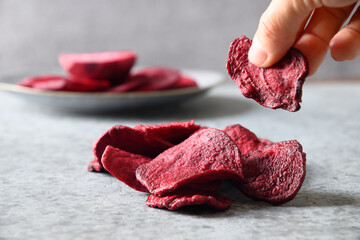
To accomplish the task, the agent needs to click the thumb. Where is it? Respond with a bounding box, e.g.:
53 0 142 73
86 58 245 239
248 0 317 67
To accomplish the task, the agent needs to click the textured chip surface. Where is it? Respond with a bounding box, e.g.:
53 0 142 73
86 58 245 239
227 36 309 112
136 128 243 196
134 120 201 145
223 124 272 155
238 140 306 204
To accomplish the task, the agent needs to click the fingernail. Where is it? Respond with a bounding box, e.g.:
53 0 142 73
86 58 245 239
248 40 268 67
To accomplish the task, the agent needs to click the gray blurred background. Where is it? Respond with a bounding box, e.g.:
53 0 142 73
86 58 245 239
0 0 359 79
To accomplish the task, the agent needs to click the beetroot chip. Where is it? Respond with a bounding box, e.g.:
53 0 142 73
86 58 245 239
107 75 148 93
227 36 309 112
18 75 61 88
89 125 173 172
18 75 110 92
101 146 151 192
59 51 136 84
136 128 243 197
223 124 272 155
67 76 111 90
146 188 232 210
259 138 273 146
131 67 181 91
237 140 306 205
166 75 198 89
88 159 104 173
134 120 201 145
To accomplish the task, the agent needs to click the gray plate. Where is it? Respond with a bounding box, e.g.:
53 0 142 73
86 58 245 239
0 69 225 112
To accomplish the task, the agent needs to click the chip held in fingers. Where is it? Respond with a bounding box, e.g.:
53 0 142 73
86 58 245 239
227 35 309 112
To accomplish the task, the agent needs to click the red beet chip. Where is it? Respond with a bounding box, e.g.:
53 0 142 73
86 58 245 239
18 75 110 92
18 75 65 89
226 36 309 112
259 138 273 146
237 140 306 205
67 76 111 90
166 75 198 89
146 188 232 210
136 128 243 197
101 146 151 192
223 124 272 155
107 75 148 93
134 120 201 145
131 67 181 91
58 51 136 84
89 125 173 172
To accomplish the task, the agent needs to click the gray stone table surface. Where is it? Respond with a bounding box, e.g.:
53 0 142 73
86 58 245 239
1 80 360 240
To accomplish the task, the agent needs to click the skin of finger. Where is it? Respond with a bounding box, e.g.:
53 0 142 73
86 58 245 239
250 0 358 68
249 0 314 67
303 6 355 43
295 12 314 41
293 5 355 75
330 7 360 61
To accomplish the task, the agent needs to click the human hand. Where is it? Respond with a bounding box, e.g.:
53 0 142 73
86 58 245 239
248 0 360 76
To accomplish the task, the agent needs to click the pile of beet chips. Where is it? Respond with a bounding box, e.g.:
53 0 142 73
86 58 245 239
89 121 306 210
17 51 197 92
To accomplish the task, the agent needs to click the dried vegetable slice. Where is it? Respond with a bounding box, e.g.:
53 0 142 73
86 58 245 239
107 75 148 92
136 128 243 197
18 75 110 92
134 120 201 145
223 124 272 155
89 125 172 172
166 76 198 89
227 35 309 112
101 146 152 192
59 51 137 84
131 67 181 91
237 140 306 204
146 188 232 210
